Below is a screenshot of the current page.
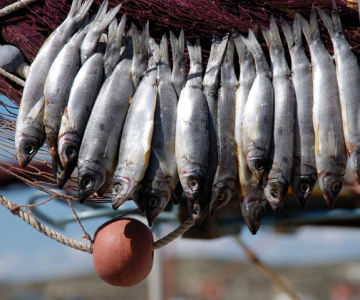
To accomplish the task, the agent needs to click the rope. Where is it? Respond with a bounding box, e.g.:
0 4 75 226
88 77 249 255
152 218 193 250
0 195 91 252
0 194 193 253
0 67 25 87
0 0 40 18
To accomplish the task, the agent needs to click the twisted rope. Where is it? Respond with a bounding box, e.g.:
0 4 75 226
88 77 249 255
0 0 40 18
0 67 25 86
0 194 193 252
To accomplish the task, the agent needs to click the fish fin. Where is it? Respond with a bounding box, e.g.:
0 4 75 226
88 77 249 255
293 14 303 48
131 24 141 54
268 16 283 50
92 0 108 24
107 19 118 46
223 36 235 64
281 18 295 50
77 0 94 22
301 8 320 45
186 38 202 68
117 14 127 45
205 34 229 72
67 0 82 19
170 30 185 62
241 29 262 57
153 34 169 65
98 3 122 32
26 96 45 121
233 29 247 64
142 21 150 54
261 26 271 48
317 8 337 37
148 37 159 56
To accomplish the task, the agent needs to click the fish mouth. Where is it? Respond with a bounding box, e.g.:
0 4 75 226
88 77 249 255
264 179 289 213
209 180 236 214
291 175 317 207
58 133 80 168
188 197 208 226
145 207 162 227
240 194 267 235
319 173 343 209
53 159 73 189
111 177 137 210
16 137 41 168
78 165 106 203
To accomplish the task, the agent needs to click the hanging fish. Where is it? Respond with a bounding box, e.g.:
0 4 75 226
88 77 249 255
175 38 209 226
77 34 134 202
281 16 317 207
300 10 347 208
111 37 158 210
209 38 237 214
15 0 93 168
317 5 360 186
234 29 266 235
262 16 295 213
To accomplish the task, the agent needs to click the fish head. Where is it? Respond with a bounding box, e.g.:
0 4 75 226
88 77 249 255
179 162 206 200
53 159 74 189
291 174 317 207
318 172 343 209
209 179 237 214
77 161 106 203
58 132 81 168
349 149 360 184
247 154 268 180
15 125 44 167
188 195 208 226
264 178 289 213
111 176 137 210
142 185 171 226
240 192 267 235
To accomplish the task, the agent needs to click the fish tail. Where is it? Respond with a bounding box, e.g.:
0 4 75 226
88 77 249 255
117 14 126 43
223 37 235 65
186 38 202 68
317 8 337 38
233 29 247 63
170 30 184 62
153 34 169 65
77 0 94 22
132 23 149 56
242 29 262 57
107 19 117 45
302 8 321 45
261 27 271 48
281 19 295 50
293 14 303 48
93 0 108 23
206 34 228 72
330 1 343 35
268 16 283 50
67 0 82 19
141 21 150 55
98 3 122 32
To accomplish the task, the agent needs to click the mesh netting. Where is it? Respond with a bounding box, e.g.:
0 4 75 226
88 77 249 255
0 0 360 218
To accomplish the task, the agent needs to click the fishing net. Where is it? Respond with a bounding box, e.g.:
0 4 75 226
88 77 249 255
0 0 360 249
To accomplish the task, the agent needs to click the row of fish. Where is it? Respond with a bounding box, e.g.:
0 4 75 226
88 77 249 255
14 0 360 234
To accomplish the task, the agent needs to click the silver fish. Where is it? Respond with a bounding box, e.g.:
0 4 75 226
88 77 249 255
111 37 158 210
15 0 93 168
318 6 360 185
262 16 295 213
80 1 121 65
241 30 274 181
300 10 347 208
234 29 266 235
139 35 179 226
77 35 134 202
170 30 186 98
130 22 149 90
209 38 237 214
281 16 317 207
175 38 209 226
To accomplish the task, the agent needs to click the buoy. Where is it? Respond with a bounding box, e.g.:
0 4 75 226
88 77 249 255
93 217 154 287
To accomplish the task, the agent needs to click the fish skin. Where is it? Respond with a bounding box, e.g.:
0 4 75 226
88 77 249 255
130 22 149 90
58 52 104 172
43 30 87 188
209 38 237 214
170 30 186 98
281 16 317 207
262 16 295 213
80 1 122 65
103 14 126 78
317 6 360 185
300 9 347 209
15 0 93 168
175 38 209 226
201 34 228 216
111 37 158 210
233 29 266 235
77 35 134 202
138 35 179 226
241 30 274 182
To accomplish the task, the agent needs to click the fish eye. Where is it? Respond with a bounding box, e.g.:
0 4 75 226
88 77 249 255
192 202 200 215
217 192 227 203
331 181 342 193
24 143 35 155
81 177 93 189
255 160 265 171
270 186 280 198
149 197 158 208
188 178 199 191
66 146 77 159
113 183 122 195
57 164 65 174
300 182 310 193
254 206 264 220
